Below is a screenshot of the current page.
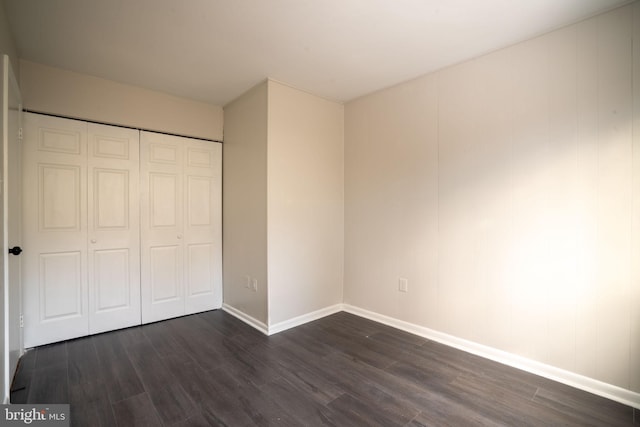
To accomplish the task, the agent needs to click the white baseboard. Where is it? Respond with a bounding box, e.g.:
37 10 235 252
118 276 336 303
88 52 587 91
221 304 269 335
268 304 344 335
342 304 640 410
223 303 345 336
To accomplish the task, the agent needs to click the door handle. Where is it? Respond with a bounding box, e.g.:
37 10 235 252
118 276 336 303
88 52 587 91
8 246 22 256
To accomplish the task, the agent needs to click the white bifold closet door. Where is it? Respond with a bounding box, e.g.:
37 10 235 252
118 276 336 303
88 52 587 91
22 113 141 348
87 123 141 334
140 131 222 323
22 114 221 347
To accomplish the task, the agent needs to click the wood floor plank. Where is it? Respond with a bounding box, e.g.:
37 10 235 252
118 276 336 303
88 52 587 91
164 317 229 371
229 326 289 352
448 372 581 427
395 340 543 401
321 312 384 337
232 381 301 426
320 352 432 421
148 383 197 425
320 317 425 355
27 364 68 404
447 364 538 401
111 392 163 427
92 331 145 403
35 342 68 370
366 329 428 352
326 392 409 427
120 328 179 392
68 380 110 408
141 320 190 359
385 358 457 388
10 348 36 403
67 337 103 386
276 325 338 359
198 310 252 336
166 351 283 426
195 367 259 426
407 407 503 427
235 335 346 406
170 412 212 427
258 376 346 426
70 396 116 427
305 325 398 370
533 384 635 427
276 361 344 405
14 309 637 426
219 346 282 388
160 354 216 412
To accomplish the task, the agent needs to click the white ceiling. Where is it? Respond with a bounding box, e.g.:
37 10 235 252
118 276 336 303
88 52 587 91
3 0 631 106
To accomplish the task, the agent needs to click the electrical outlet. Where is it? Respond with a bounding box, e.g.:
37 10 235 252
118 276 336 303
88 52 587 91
251 278 258 292
398 278 408 293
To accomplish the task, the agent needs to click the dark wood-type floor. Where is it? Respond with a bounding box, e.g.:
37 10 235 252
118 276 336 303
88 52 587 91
10 310 639 426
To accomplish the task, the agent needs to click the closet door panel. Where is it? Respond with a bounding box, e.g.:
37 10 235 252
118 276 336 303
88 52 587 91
40 164 82 229
94 169 129 228
140 133 221 322
184 140 222 314
39 252 83 319
23 113 89 347
93 248 130 310
150 172 179 227
149 245 181 301
187 243 214 294
88 123 140 334
140 131 184 323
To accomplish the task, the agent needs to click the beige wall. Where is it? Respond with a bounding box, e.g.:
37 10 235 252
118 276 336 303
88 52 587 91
19 60 223 141
222 81 269 324
267 80 344 325
345 2 640 393
0 1 18 78
223 80 344 327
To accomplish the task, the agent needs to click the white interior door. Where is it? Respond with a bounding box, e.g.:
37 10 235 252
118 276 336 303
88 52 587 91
87 123 140 333
4 56 22 398
1 55 21 403
184 140 222 314
140 131 185 323
22 113 89 348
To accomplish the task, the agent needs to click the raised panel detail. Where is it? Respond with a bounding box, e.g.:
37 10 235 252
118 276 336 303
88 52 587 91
40 252 82 320
94 249 130 311
149 143 178 164
187 244 213 296
187 148 212 168
187 176 211 226
38 128 82 154
39 164 81 231
150 246 179 302
150 173 177 227
95 169 129 229
93 135 129 159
